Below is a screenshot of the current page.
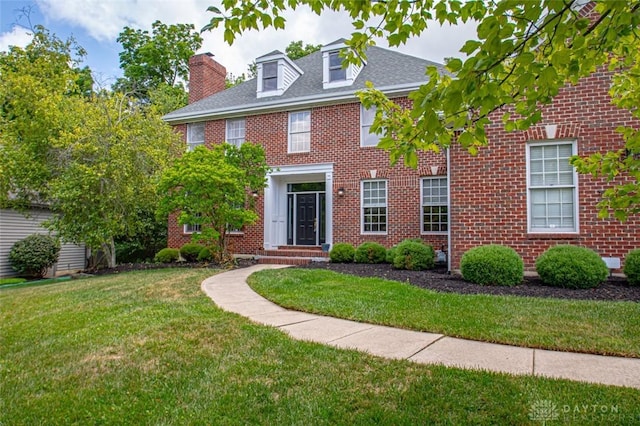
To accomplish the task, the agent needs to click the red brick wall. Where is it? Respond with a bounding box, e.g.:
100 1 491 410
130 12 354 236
450 69 640 270
168 97 448 253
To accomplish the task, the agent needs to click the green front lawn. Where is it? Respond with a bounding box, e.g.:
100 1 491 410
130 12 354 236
248 268 640 357
1 268 639 425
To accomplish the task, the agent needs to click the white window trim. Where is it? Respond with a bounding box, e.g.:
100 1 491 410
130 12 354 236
288 110 311 153
421 177 449 235
526 140 580 234
361 179 388 235
360 104 380 147
225 118 246 147
186 123 205 152
183 223 201 234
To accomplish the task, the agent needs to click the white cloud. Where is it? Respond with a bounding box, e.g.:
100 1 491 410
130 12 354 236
33 0 478 77
0 25 33 52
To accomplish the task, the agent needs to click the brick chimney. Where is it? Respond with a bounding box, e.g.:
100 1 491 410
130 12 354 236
188 52 227 104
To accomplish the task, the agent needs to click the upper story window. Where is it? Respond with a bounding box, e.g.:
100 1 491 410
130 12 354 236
422 177 448 233
288 111 311 153
328 51 346 82
255 51 303 98
226 118 245 148
362 180 387 234
186 123 205 152
527 141 578 233
262 61 278 91
361 105 380 147
321 40 364 89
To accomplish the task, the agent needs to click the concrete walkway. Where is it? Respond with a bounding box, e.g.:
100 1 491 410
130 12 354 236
201 264 640 390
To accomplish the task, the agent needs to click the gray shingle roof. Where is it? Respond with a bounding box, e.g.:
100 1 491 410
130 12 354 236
164 45 447 122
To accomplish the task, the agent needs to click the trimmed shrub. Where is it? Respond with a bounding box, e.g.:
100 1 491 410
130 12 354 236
385 246 397 264
154 248 179 263
329 243 355 263
9 234 61 278
197 247 214 262
393 240 435 271
355 242 387 264
180 243 204 262
623 249 640 286
460 244 524 286
535 245 608 289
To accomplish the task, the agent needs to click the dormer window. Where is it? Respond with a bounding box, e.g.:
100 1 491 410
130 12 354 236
321 39 364 90
328 51 346 82
255 50 303 98
262 61 278 91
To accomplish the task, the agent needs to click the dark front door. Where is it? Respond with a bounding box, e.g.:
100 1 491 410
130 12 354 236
296 193 317 245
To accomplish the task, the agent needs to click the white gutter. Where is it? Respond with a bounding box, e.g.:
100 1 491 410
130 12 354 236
163 81 426 124
446 147 452 273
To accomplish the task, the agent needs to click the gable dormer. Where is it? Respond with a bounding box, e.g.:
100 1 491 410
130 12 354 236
321 39 364 90
255 50 303 98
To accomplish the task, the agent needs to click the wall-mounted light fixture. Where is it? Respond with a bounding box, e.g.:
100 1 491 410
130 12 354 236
337 187 345 197
252 190 259 198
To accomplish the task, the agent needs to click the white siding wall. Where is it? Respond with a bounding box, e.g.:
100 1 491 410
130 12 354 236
0 209 86 277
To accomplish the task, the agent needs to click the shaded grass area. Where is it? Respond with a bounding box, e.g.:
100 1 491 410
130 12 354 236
1 269 639 425
248 268 640 358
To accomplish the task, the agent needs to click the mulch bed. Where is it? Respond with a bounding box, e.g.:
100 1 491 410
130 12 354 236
295 262 640 302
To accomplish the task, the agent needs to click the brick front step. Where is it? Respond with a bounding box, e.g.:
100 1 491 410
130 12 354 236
257 249 329 258
257 256 315 265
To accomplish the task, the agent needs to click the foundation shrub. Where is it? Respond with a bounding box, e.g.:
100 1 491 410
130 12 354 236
535 245 608 289
460 244 524 286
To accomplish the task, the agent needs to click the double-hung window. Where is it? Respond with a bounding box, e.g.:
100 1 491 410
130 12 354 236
527 141 578 233
226 118 245 147
362 180 387 233
328 51 346 82
262 61 278 92
186 123 204 151
288 111 311 153
184 213 202 234
422 177 448 233
361 105 380 147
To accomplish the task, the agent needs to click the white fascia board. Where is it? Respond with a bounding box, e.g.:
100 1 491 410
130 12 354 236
163 81 426 124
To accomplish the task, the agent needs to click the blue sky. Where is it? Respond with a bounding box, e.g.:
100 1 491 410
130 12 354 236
0 0 476 88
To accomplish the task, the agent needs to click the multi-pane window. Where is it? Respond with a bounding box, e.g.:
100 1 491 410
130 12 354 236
186 123 205 151
184 213 202 234
262 61 278 91
362 180 387 233
288 111 311 153
226 118 245 147
528 141 578 232
422 177 448 233
328 51 346 82
361 105 380 147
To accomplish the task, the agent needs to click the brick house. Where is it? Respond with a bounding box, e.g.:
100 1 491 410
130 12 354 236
163 39 639 271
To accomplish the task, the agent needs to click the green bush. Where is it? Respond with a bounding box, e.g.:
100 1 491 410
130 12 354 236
329 243 355 263
180 243 205 262
392 240 435 271
154 248 180 263
385 246 397 264
460 245 524 286
197 247 214 262
535 245 608 289
354 242 387 264
623 249 640 286
9 234 61 278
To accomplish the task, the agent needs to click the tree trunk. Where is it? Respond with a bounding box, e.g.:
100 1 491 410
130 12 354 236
102 238 116 268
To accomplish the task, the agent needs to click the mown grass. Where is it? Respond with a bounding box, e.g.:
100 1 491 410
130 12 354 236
1 268 639 425
248 268 640 358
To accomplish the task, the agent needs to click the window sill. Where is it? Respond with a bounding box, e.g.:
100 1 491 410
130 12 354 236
421 232 448 236
361 232 388 236
288 151 310 155
227 231 244 236
527 233 579 240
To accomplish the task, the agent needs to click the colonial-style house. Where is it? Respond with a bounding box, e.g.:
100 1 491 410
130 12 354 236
163 38 639 271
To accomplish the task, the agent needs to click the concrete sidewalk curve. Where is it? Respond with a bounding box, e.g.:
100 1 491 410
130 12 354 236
201 264 640 390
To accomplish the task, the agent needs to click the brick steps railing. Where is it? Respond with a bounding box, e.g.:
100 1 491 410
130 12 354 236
256 246 329 265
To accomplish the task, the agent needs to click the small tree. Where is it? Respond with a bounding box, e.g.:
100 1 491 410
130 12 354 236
9 234 61 278
157 143 269 263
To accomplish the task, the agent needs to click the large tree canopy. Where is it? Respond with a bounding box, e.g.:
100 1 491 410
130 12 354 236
114 20 203 100
205 0 640 220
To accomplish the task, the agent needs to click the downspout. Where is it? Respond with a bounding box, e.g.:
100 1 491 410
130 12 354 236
446 148 452 273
